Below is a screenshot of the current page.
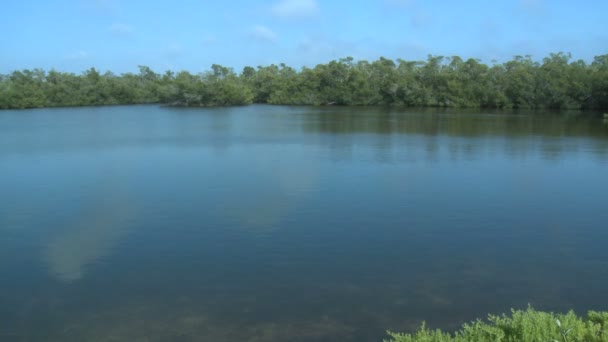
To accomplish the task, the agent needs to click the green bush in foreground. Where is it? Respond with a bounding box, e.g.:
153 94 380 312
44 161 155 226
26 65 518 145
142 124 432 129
385 308 608 342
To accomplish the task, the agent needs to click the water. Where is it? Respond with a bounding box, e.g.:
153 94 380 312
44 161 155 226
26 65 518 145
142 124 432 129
1 105 607 341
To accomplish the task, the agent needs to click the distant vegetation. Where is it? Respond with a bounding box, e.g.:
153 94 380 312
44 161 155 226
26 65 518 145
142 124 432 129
1 52 607 110
385 307 608 342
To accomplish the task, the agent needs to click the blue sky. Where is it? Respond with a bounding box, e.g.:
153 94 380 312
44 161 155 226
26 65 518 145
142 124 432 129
1 0 607 73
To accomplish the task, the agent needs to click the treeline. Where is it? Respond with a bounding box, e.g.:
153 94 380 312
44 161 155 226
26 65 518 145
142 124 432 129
1 52 607 110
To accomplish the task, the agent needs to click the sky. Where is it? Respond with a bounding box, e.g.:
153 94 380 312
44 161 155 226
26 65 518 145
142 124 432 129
1 0 607 74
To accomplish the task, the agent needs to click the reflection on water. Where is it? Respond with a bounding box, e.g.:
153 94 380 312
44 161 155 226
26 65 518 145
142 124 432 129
223 150 320 233
1 105 608 341
45 179 135 282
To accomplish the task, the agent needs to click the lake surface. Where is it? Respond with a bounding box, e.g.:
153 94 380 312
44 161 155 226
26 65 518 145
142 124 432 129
1 105 608 341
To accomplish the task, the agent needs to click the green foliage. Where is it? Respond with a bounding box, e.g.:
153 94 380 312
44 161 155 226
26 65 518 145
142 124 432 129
1 52 607 110
385 308 608 342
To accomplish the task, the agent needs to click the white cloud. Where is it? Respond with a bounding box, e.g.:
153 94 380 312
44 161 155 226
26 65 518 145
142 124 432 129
66 50 89 60
250 25 278 42
271 0 319 19
109 23 134 37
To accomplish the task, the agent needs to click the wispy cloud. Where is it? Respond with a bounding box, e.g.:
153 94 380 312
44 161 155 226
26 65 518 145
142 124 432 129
250 25 278 42
396 40 428 59
109 23 134 37
410 11 431 28
88 0 118 14
515 0 549 32
518 0 549 18
271 0 319 19
519 0 543 11
66 50 89 60
202 34 217 45
295 34 431 66
297 34 360 61
384 0 428 28
164 43 183 60
386 0 415 7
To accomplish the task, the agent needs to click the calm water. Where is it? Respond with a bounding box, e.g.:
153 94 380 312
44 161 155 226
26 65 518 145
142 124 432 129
1 105 608 341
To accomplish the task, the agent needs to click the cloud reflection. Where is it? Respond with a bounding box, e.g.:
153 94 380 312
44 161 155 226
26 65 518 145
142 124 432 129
228 150 320 234
45 181 135 282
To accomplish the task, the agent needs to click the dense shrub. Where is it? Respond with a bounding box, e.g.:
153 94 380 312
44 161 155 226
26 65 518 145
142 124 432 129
2 53 608 110
385 308 608 342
